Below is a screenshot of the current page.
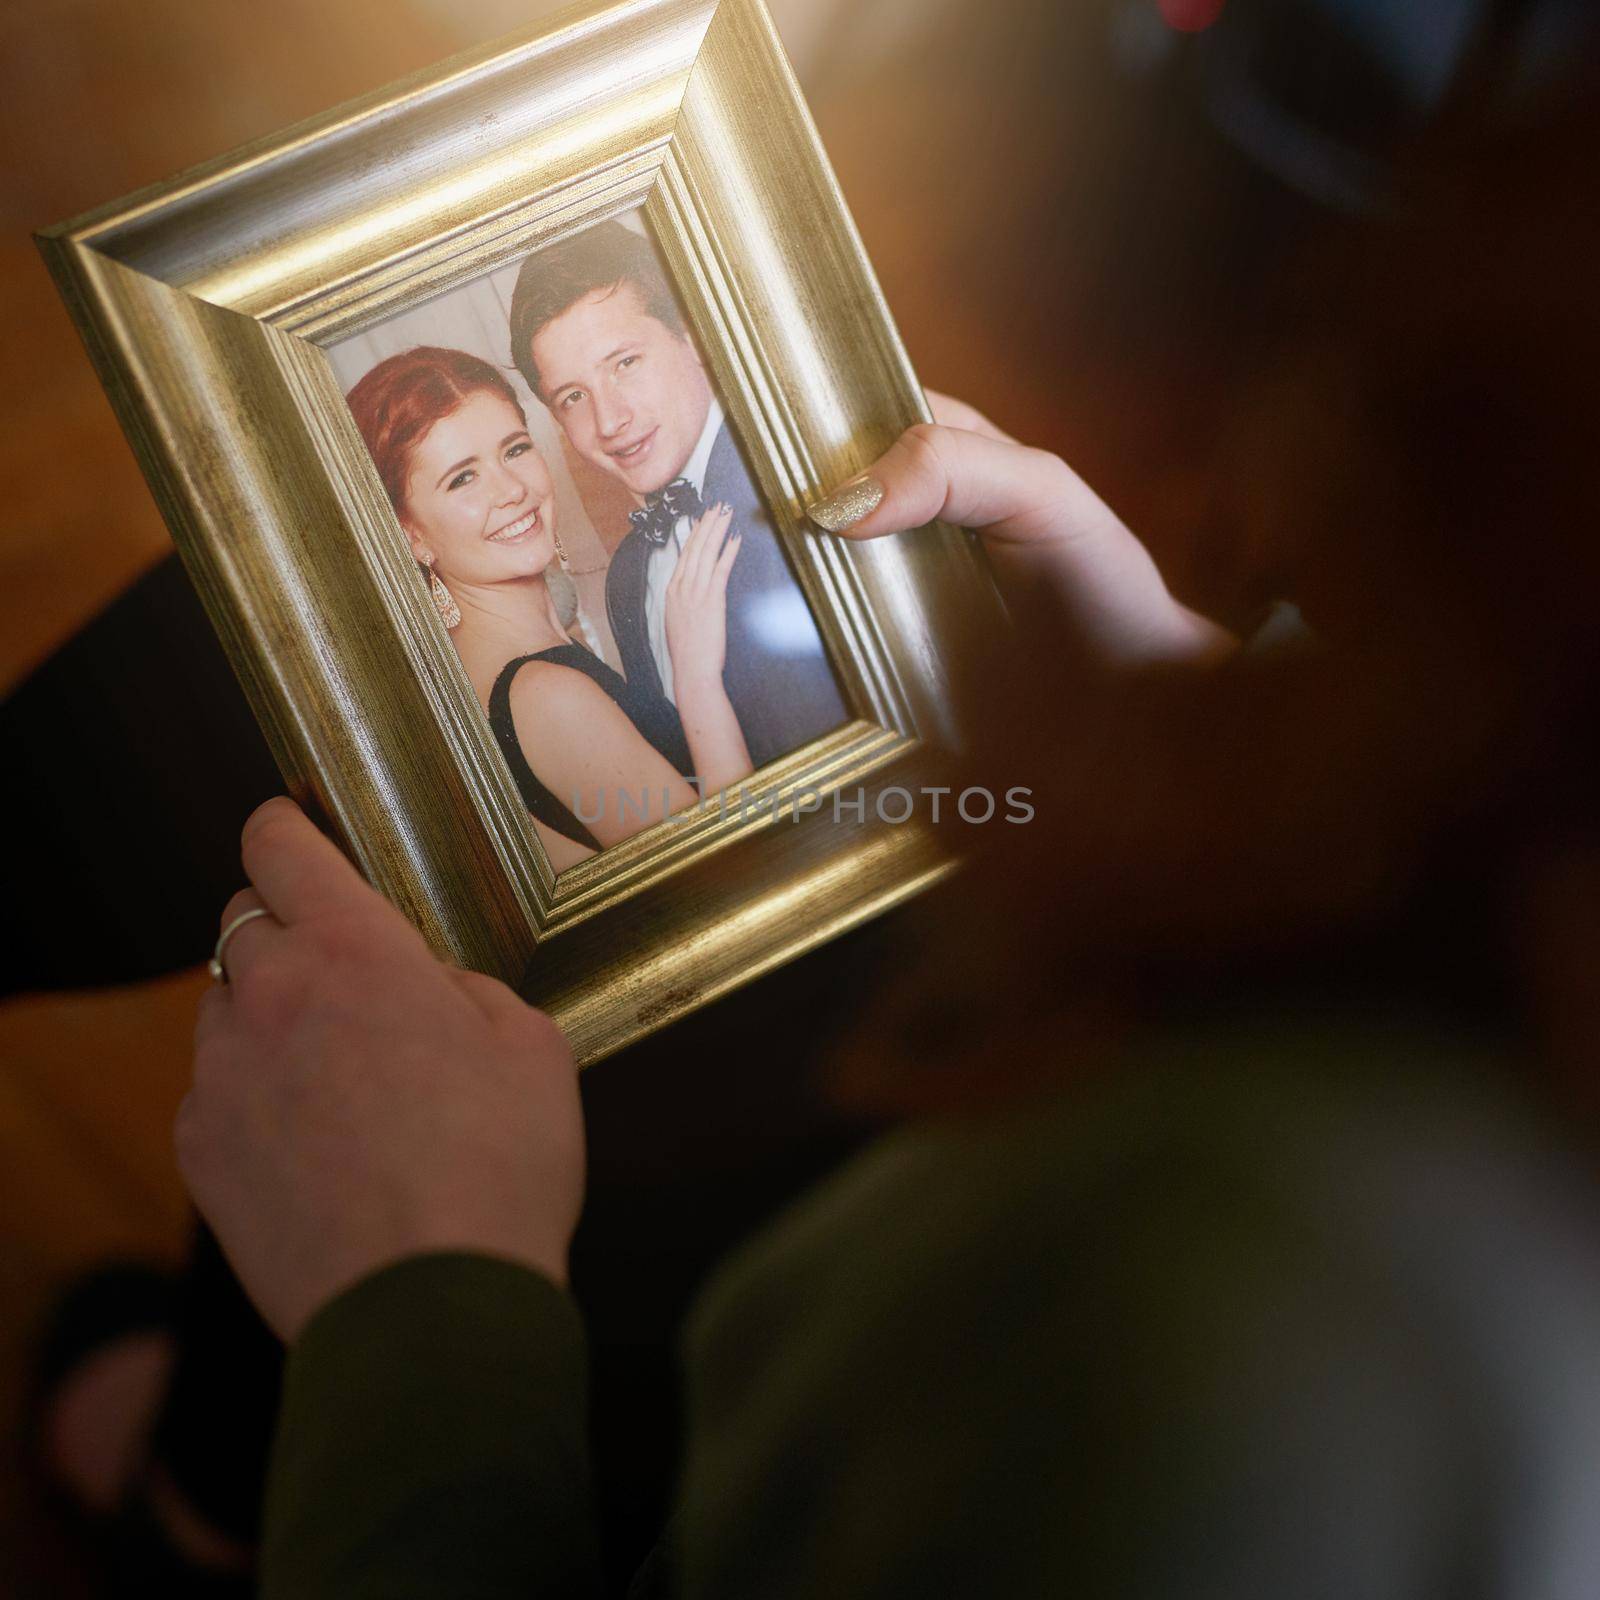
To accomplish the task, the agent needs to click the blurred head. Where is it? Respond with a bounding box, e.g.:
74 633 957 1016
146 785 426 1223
832 91 1600 1122
508 221 712 498
346 346 557 591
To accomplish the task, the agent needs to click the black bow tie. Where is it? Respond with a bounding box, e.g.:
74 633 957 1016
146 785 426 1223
629 478 704 548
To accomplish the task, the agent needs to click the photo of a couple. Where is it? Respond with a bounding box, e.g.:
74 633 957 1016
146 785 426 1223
332 216 846 871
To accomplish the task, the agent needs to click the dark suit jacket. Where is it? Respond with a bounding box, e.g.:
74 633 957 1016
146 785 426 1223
604 423 845 772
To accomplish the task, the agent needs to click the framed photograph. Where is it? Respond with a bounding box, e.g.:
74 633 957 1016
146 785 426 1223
38 0 999 1063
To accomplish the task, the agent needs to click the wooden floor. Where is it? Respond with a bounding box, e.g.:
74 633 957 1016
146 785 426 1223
0 975 208 1595
0 0 1265 1589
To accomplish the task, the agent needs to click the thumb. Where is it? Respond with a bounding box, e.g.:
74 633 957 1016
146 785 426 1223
805 422 1122 550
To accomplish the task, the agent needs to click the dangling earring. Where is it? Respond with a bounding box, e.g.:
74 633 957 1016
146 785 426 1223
427 563 461 630
552 526 571 574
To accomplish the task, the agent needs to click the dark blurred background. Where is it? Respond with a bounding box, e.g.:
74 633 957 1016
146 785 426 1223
4 0 1596 1591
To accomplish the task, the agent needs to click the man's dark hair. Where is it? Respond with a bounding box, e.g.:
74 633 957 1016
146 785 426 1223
508 220 687 400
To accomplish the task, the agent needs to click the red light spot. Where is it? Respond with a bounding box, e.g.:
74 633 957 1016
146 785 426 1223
1158 0 1226 32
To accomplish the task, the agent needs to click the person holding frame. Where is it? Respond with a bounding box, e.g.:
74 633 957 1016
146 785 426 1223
164 101 1600 1594
29 10 1600 1600
32 387 1230 1591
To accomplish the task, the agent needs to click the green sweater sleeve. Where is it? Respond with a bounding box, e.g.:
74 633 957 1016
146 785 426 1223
261 1251 602 1599
675 1044 1490 1600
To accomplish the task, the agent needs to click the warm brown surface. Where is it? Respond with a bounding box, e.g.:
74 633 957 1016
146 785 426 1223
0 0 465 694
0 972 210 1593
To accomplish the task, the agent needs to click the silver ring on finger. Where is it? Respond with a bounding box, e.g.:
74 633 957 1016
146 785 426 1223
208 907 276 984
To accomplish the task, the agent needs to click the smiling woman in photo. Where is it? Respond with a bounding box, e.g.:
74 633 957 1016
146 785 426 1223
346 346 751 868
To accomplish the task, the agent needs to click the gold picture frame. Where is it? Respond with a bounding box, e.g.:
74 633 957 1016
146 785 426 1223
37 0 998 1064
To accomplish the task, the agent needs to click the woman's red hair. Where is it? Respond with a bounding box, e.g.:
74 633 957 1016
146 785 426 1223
345 346 524 515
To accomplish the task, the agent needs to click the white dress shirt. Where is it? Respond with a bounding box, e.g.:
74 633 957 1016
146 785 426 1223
643 397 724 706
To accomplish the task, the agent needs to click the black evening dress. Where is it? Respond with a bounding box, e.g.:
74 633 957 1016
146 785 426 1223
487 643 694 850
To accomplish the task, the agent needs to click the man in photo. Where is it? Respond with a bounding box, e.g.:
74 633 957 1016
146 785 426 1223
508 219 846 771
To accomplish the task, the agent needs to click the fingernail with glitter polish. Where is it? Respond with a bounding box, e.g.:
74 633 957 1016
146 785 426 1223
806 475 885 533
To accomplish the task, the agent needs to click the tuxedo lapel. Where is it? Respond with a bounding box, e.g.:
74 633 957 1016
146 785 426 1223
603 529 664 701
604 420 845 767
